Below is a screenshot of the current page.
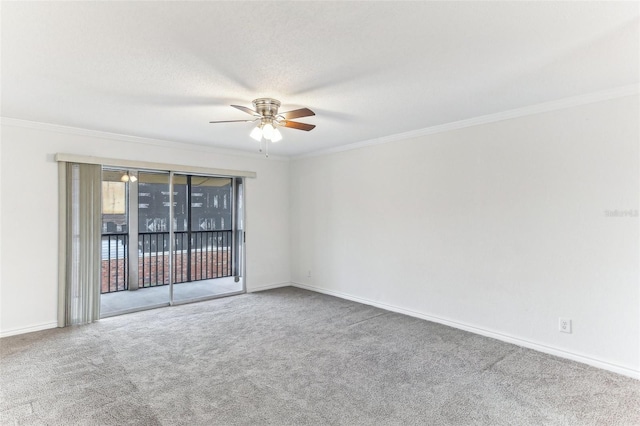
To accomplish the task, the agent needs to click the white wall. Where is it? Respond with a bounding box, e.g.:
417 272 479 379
290 95 640 377
2 95 638 378
0 122 291 336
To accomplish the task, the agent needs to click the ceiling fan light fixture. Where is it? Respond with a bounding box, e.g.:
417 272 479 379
271 128 282 142
250 126 263 141
262 122 274 140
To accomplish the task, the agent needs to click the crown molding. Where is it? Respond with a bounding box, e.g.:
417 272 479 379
2 84 637 162
0 117 289 162
296 84 640 160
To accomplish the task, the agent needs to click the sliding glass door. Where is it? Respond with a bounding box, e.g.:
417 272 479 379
100 169 244 318
171 174 242 302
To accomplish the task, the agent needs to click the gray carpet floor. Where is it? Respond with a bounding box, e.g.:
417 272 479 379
1 287 639 425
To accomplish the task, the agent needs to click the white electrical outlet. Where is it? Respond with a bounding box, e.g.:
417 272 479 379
307 270 312 278
559 318 572 333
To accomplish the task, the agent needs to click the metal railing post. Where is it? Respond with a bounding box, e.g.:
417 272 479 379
128 170 139 290
169 171 175 305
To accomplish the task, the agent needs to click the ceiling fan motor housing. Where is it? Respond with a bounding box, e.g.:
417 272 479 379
253 98 281 118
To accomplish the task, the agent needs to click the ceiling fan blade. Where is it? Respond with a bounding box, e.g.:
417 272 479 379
279 108 315 120
231 105 262 117
282 120 316 131
209 119 257 124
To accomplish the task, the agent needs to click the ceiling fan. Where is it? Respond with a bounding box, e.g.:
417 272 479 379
209 98 316 156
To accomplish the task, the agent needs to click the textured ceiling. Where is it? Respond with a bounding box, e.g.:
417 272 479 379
2 2 638 157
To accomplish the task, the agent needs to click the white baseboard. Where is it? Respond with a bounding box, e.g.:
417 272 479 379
291 282 640 380
0 321 59 338
247 281 292 293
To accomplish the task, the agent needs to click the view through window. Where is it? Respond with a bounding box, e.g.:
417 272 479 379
100 169 244 317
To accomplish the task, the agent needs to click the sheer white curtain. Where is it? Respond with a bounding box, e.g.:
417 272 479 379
59 162 102 326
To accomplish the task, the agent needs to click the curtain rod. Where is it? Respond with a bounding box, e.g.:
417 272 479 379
54 153 257 178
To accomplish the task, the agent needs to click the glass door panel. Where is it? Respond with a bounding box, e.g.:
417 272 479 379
134 171 172 310
100 169 130 317
172 175 243 303
99 169 171 317
100 166 129 294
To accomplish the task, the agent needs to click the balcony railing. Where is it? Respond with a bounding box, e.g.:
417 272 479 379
101 230 232 294
101 233 128 293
